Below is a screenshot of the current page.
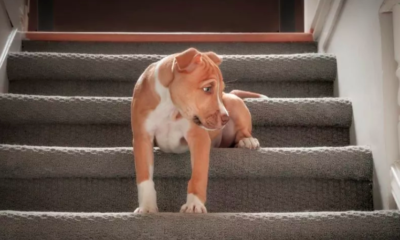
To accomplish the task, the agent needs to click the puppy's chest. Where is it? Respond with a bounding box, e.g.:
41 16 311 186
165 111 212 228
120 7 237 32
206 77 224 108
145 103 190 154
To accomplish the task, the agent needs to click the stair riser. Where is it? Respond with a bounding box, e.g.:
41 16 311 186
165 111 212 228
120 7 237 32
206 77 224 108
9 80 334 98
22 41 318 55
0 124 349 147
0 178 373 213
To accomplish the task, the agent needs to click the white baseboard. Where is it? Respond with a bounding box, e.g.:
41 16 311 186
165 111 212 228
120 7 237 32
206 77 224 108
318 0 346 52
0 28 20 93
312 0 333 41
391 162 400 209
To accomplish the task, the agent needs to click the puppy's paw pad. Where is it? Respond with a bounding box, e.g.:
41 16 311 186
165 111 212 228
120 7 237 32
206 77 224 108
134 207 158 214
237 137 260 150
180 194 207 214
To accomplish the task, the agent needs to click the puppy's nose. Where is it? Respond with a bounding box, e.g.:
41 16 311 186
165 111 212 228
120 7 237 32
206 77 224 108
221 113 230 126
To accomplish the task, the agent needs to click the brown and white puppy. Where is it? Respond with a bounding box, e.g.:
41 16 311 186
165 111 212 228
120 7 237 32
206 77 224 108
131 48 266 214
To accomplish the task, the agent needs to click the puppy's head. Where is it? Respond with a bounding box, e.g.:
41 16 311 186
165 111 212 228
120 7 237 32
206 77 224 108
169 48 229 130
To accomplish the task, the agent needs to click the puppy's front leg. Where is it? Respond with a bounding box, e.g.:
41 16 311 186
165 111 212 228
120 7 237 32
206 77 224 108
133 132 158 213
180 126 210 213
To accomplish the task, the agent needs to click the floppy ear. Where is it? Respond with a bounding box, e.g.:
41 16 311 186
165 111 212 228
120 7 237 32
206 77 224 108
173 48 202 73
204 51 222 65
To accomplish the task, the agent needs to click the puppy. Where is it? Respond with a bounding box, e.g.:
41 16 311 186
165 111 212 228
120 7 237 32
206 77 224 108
131 48 265 213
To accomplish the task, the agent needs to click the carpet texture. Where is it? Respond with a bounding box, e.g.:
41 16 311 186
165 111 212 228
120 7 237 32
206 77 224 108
1 40 399 238
0 95 352 147
0 145 371 180
7 52 336 98
0 145 373 212
22 41 318 54
7 53 336 82
0 124 350 147
9 79 334 98
1 211 400 240
0 95 351 126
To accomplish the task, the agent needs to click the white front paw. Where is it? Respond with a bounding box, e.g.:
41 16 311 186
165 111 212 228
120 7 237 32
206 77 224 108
134 206 158 213
134 180 158 214
237 137 260 150
180 194 207 213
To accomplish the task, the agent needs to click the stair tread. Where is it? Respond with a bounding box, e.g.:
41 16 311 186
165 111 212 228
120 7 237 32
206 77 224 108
0 94 352 127
0 145 372 180
1 210 399 240
22 40 318 55
7 52 337 82
8 78 334 98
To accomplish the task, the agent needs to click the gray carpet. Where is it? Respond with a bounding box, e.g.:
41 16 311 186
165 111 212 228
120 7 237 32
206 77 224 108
1 211 400 240
22 41 318 55
1 40 399 238
0 95 351 126
7 52 336 98
9 79 334 98
0 124 350 147
7 53 336 82
0 95 352 147
0 145 371 179
0 145 373 212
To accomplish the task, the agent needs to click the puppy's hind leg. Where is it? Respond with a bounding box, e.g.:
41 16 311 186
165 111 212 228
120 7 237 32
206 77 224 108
229 89 268 99
222 93 261 150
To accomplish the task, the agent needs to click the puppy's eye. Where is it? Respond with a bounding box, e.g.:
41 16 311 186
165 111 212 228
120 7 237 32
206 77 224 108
203 87 212 93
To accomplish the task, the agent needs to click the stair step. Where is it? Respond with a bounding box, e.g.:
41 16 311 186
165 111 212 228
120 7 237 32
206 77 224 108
7 52 336 98
7 52 335 82
0 145 372 212
1 210 399 240
0 94 352 147
9 78 333 98
22 40 318 55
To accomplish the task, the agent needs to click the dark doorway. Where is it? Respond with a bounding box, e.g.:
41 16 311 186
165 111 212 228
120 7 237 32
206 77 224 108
29 0 304 32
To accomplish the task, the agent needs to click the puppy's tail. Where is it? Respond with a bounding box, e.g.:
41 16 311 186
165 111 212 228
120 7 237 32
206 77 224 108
229 90 268 99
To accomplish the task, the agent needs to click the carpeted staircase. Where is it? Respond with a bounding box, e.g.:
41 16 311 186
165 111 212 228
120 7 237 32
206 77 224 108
0 40 399 239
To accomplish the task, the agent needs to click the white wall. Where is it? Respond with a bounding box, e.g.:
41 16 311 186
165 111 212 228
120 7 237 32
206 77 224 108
0 1 13 92
326 0 398 209
3 0 27 31
0 0 24 93
304 0 320 32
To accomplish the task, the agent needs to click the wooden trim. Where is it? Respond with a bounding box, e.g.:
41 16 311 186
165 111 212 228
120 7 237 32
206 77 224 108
24 32 314 42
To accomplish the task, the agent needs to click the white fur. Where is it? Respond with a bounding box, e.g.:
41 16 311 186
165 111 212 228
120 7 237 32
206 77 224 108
180 194 207 213
238 137 260 150
217 78 229 116
134 180 158 213
145 58 190 154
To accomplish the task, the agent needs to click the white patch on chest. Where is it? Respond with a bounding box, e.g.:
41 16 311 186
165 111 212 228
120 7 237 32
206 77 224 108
145 59 190 154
